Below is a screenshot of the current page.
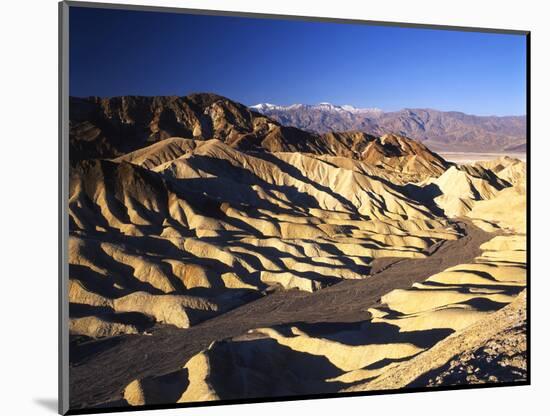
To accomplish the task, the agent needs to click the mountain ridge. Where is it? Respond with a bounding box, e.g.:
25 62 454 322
249 102 526 153
69 93 451 179
250 101 524 118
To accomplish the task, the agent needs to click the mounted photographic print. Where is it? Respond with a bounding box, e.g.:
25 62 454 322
59 1 530 414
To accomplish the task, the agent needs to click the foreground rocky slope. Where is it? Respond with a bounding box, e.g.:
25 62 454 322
68 94 527 410
117 234 526 405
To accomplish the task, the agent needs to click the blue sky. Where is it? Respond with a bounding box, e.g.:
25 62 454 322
69 7 527 116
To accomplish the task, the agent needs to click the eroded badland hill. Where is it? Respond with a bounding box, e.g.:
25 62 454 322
68 94 527 410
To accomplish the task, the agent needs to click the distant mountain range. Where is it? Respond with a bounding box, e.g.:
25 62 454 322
250 103 527 153
250 102 384 115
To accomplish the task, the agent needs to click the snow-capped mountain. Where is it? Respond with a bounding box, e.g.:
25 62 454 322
250 102 382 115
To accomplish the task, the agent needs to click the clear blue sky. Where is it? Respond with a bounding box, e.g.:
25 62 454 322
69 7 527 116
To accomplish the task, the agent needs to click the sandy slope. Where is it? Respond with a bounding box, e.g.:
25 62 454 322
114 234 526 405
68 139 462 335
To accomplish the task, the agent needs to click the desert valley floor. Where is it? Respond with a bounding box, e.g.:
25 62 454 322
67 94 527 410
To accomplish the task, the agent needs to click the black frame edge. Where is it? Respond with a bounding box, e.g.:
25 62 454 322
63 0 529 35
525 31 531 387
59 1 70 415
